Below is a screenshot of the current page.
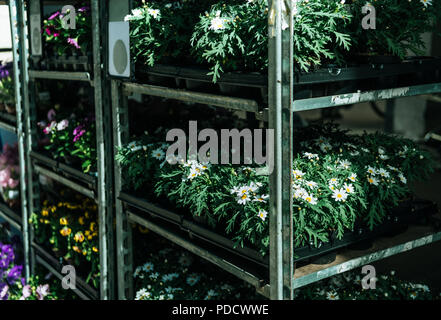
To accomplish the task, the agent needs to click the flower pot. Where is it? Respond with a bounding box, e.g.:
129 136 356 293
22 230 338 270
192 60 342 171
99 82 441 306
219 83 241 96
63 154 80 167
353 53 402 65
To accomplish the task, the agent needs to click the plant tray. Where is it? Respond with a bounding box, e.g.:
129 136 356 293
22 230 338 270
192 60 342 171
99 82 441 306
134 57 441 102
119 191 438 268
30 150 97 190
0 200 21 228
32 241 99 299
32 54 92 72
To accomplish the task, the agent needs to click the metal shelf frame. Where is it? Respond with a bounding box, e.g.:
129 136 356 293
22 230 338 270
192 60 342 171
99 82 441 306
11 0 115 299
110 0 441 301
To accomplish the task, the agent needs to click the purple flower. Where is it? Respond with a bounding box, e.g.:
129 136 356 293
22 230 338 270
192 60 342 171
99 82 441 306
36 284 50 300
78 6 90 13
0 284 9 300
47 109 56 121
73 129 86 142
48 11 60 20
22 285 32 299
67 37 81 50
7 265 23 284
73 125 84 136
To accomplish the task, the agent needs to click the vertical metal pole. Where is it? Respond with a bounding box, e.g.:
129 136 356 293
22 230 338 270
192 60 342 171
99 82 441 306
92 0 115 300
9 0 32 280
111 80 133 300
268 0 294 300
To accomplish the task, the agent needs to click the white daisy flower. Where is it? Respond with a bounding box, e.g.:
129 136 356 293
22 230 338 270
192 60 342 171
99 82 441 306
343 183 354 194
332 189 348 202
303 152 319 160
339 159 351 169
258 209 268 221
367 176 379 186
366 166 377 175
152 148 165 160
378 147 386 155
349 173 357 182
253 194 269 203
302 193 318 205
294 188 307 199
293 169 305 180
148 8 160 19
237 192 251 205
305 181 318 189
378 168 390 178
420 0 433 8
379 154 390 160
320 142 332 153
209 16 228 31
398 173 407 184
326 291 340 300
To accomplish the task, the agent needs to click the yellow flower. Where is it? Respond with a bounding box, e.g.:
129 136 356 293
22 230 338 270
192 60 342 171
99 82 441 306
59 217 68 225
74 232 85 243
92 247 98 253
43 200 49 206
50 206 57 213
72 246 80 253
138 226 149 234
82 250 87 256
85 211 90 219
43 219 50 224
90 222 97 232
78 216 85 225
85 230 90 236
60 227 72 237
41 209 49 217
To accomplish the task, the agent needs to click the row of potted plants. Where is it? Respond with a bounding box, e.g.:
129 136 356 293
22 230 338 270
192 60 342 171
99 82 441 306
116 123 434 256
29 194 100 289
125 0 441 82
0 143 20 210
0 231 58 300
0 63 15 115
132 232 262 300
39 1 441 81
38 107 97 174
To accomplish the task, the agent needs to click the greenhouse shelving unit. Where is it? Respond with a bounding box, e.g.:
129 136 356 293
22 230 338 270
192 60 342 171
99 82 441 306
110 0 441 300
10 0 115 300
0 1 30 251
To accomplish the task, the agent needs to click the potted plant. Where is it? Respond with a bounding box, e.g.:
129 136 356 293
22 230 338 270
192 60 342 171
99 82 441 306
191 0 352 83
42 5 92 68
0 143 20 209
0 63 15 115
344 0 441 63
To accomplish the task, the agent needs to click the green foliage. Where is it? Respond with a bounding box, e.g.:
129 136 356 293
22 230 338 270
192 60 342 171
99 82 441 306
42 6 92 56
191 0 352 81
345 0 441 58
0 76 15 105
296 268 438 300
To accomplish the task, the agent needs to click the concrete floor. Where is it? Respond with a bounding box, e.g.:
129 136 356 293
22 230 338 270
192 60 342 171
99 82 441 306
300 99 441 293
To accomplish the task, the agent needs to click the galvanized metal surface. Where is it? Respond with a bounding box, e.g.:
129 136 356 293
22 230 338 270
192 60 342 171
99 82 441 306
111 80 133 300
0 120 17 133
9 0 32 280
122 82 259 112
293 229 441 289
293 83 441 112
127 211 266 291
28 70 92 83
92 0 115 300
33 164 96 199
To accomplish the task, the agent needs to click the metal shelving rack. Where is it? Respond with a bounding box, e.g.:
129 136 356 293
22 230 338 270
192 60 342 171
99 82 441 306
10 0 115 300
0 1 30 254
111 0 441 300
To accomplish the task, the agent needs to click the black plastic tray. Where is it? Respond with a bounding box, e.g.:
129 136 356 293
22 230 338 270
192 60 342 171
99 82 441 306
30 150 97 189
119 191 438 268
